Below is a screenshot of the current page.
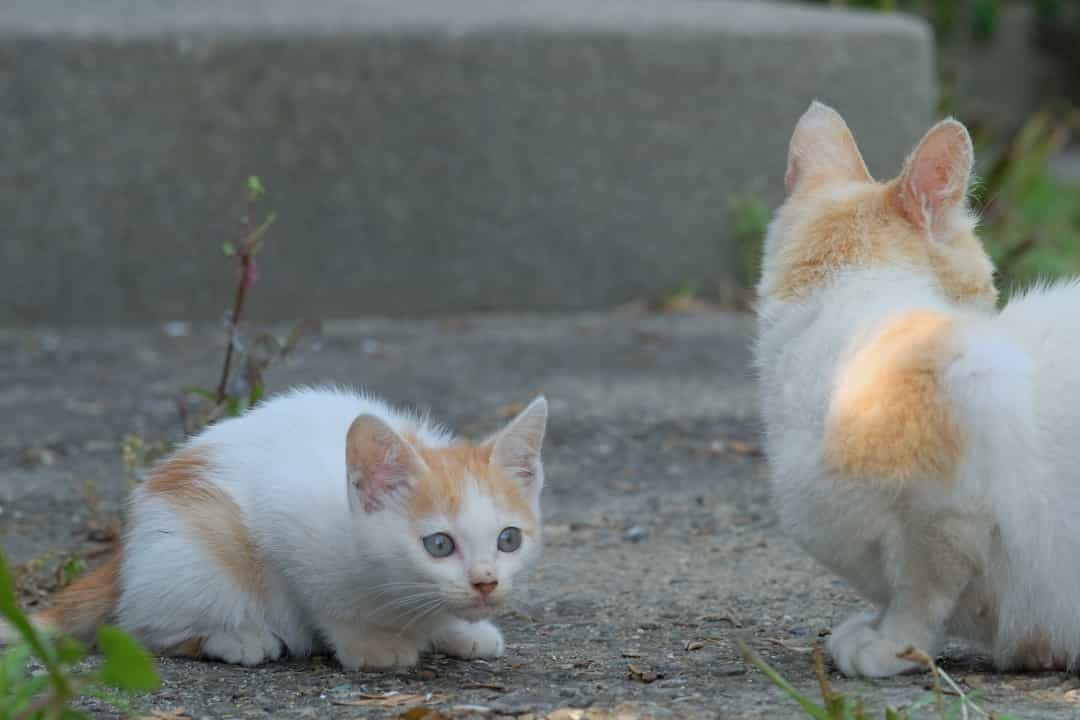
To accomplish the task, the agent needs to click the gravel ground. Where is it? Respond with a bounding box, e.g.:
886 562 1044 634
1 311 1078 719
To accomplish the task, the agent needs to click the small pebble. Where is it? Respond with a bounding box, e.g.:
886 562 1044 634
623 526 645 543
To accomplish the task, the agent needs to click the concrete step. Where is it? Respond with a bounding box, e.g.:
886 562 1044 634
0 0 934 323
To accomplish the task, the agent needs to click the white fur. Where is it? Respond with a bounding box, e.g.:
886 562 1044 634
116 388 546 669
756 185 1080 675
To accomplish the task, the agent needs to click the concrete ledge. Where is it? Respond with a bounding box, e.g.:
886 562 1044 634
0 0 934 323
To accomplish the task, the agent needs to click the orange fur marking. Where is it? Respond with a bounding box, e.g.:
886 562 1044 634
161 636 207 659
406 437 536 531
144 448 263 598
824 311 963 485
35 554 122 642
1012 632 1067 671
767 181 997 307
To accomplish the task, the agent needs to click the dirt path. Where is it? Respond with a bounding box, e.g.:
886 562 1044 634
1 312 1076 719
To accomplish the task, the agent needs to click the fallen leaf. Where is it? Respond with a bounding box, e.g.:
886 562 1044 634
140 711 194 720
333 692 442 707
621 650 642 658
626 664 659 683
685 640 705 651
399 708 450 720
895 646 933 666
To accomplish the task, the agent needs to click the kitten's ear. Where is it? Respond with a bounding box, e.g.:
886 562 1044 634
785 101 872 195
489 396 547 497
895 119 974 233
345 415 428 513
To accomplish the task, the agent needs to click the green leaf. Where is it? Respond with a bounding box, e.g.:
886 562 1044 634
248 381 264 407
96 626 159 692
11 673 51 711
2 642 30 687
737 643 833 720
60 709 92 719
0 553 65 691
54 636 86 665
247 175 265 199
61 556 85 587
0 551 23 621
222 240 237 257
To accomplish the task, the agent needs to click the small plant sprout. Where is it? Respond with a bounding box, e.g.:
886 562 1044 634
738 642 1015 720
177 176 321 435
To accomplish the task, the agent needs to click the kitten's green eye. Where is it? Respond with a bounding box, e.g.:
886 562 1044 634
497 527 522 553
422 533 455 558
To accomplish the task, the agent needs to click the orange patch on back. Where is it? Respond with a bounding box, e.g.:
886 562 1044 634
145 448 263 598
405 437 535 530
823 310 963 485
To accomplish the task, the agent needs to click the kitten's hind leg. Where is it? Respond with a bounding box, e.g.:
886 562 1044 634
430 618 505 659
828 516 981 678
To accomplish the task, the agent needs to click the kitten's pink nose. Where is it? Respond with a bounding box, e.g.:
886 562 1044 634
472 580 498 596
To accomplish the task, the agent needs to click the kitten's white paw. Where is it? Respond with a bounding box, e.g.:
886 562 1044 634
827 610 878 651
431 619 505 659
203 628 284 666
827 618 924 678
334 632 420 671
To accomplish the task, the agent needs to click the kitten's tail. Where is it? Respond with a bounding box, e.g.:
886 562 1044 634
0 554 121 645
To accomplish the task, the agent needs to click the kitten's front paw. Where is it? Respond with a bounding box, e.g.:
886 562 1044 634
203 627 284 666
827 619 924 678
333 632 419 671
431 619 505 660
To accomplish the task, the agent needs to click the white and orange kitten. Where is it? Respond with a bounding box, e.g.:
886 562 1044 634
755 102 1080 676
12 388 548 669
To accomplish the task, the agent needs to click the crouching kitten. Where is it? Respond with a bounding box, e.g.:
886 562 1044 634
8 388 547 670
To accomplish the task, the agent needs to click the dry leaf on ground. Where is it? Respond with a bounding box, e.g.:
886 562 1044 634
333 692 443 707
398 707 451 720
626 664 659 683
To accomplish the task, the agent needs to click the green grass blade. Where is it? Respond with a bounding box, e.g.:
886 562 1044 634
737 642 834 720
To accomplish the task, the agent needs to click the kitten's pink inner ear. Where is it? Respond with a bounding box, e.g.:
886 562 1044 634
785 101 872 194
490 396 547 489
345 415 425 513
896 119 974 231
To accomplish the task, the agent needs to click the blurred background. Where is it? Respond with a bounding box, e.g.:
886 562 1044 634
1 0 1078 325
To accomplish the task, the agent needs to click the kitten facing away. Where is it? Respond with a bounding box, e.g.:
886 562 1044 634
4 388 548 669
755 101 1080 677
